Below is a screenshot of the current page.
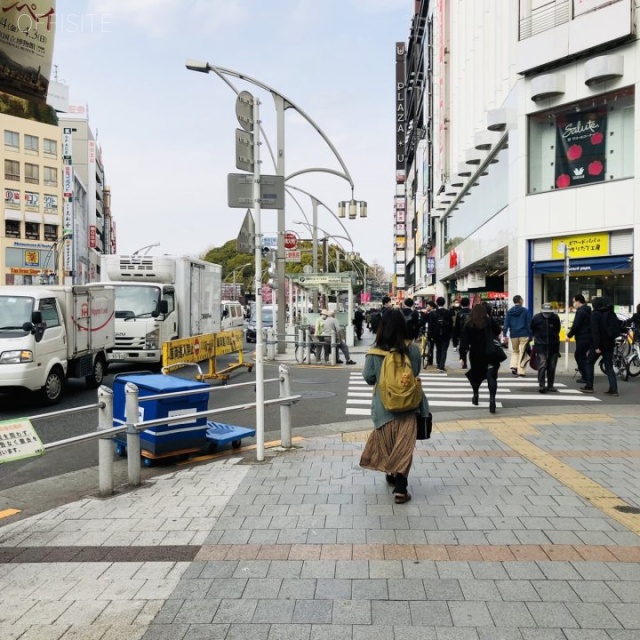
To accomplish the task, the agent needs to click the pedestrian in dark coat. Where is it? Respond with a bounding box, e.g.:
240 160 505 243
458 304 502 413
580 296 619 396
531 303 562 393
567 294 592 384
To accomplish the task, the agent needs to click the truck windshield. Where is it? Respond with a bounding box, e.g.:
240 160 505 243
113 286 161 319
0 296 34 332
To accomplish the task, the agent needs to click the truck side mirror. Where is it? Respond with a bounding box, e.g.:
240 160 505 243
155 300 169 316
32 311 42 325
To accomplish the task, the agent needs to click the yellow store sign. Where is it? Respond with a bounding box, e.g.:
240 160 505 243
552 233 609 259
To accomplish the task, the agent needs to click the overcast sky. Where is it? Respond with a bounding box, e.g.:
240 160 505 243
52 0 411 271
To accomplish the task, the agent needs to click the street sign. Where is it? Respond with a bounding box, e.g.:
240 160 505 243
293 272 355 287
227 173 285 209
285 250 301 262
236 90 254 132
303 265 313 274
235 128 254 172
236 209 255 254
284 231 299 250
262 235 277 248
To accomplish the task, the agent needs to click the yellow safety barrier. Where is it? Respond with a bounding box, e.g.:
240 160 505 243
162 329 251 381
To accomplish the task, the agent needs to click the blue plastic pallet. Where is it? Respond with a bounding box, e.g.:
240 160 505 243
206 421 256 449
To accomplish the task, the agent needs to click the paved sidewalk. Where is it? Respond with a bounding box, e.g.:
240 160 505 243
1 404 638 639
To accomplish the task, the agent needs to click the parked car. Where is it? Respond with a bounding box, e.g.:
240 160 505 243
246 304 275 343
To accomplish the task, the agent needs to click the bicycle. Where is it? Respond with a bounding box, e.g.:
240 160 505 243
599 331 631 378
419 329 431 369
621 327 640 380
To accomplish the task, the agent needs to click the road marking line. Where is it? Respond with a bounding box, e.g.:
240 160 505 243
0 508 21 519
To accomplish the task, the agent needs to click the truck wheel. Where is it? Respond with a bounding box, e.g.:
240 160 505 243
115 443 127 458
232 439 242 449
39 366 65 405
85 355 106 389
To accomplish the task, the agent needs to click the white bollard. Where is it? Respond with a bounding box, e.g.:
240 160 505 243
266 328 276 360
330 331 337 366
304 328 313 365
97 385 114 497
125 382 141 487
279 364 292 448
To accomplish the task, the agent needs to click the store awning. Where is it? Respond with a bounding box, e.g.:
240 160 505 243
533 255 633 275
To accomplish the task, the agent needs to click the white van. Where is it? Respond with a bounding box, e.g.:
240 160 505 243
221 300 245 331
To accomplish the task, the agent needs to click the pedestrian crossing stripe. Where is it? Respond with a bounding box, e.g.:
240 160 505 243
345 373 600 415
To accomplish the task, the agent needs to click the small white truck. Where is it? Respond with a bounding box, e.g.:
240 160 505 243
99 254 222 367
0 284 115 404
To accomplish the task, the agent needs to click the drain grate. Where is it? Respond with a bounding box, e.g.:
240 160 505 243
613 505 640 515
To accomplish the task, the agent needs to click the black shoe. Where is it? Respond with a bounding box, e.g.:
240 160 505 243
336 359 344 364
546 387 558 393
346 360 356 365
579 386 594 394
604 390 619 396
576 379 586 384
385 474 395 485
472 393 479 406
511 368 517 376
539 388 547 394
489 399 496 414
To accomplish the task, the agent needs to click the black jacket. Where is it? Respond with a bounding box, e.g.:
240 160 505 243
428 307 454 340
531 312 561 354
591 303 616 352
567 304 592 341
453 307 471 343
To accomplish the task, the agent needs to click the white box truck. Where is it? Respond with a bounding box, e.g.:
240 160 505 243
0 284 115 404
99 255 222 367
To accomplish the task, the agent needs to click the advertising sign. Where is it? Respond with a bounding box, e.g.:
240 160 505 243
24 191 39 208
555 109 607 189
63 164 73 197
5 188 20 206
0 418 44 463
0 0 57 102
43 193 57 210
552 233 609 259
89 225 96 249
62 127 72 160
24 249 39 266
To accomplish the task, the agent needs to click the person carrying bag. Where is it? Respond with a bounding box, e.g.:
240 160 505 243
359 309 430 504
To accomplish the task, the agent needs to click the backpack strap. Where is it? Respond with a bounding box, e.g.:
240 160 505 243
367 347 388 357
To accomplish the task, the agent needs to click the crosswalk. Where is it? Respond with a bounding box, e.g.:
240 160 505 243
345 372 601 415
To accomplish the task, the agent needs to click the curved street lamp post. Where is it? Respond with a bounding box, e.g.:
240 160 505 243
185 60 366 353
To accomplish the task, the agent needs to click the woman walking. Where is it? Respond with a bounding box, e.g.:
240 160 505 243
459 304 503 413
359 309 430 504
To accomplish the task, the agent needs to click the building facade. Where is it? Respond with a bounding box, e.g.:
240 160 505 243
1 115 64 285
400 0 638 317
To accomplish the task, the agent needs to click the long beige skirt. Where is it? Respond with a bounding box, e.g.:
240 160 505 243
359 414 417 478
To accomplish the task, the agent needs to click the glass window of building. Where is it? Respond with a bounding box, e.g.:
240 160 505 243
44 224 58 241
25 163 39 184
25 222 40 240
43 138 57 156
4 159 20 181
24 134 39 152
4 130 19 148
529 87 634 194
44 166 58 186
5 220 20 238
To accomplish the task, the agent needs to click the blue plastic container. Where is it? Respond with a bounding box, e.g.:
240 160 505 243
113 374 210 456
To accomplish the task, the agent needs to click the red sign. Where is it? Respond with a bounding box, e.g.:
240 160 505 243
284 231 298 250
193 337 200 359
89 225 96 249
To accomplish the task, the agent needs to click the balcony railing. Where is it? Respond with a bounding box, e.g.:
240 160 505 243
519 0 570 40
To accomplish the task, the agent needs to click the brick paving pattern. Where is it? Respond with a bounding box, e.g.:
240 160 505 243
0 412 638 639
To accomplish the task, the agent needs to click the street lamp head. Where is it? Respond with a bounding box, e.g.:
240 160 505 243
185 59 210 73
338 202 346 219
359 201 367 218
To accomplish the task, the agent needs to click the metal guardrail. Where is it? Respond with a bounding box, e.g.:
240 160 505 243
22 365 301 497
263 327 339 365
